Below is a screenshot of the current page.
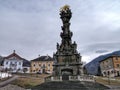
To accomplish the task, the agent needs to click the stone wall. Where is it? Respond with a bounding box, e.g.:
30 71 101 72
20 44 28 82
45 75 95 82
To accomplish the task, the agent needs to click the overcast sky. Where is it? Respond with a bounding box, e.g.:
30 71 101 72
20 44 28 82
0 0 120 63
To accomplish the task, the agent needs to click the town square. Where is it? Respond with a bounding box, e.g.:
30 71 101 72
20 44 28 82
0 0 120 90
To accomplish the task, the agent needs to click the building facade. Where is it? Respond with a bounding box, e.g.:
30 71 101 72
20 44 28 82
31 55 54 74
3 50 30 73
100 55 120 77
3 50 23 73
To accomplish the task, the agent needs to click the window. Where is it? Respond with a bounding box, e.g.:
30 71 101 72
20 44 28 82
116 57 118 60
43 64 45 68
13 57 16 59
6 61 8 65
109 65 111 68
39 64 41 67
19 62 21 65
10 62 12 65
111 70 113 73
48 64 50 67
117 64 119 68
108 71 110 75
103 72 106 75
33 64 35 67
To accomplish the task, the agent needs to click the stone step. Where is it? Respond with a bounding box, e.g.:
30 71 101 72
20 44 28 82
32 81 109 90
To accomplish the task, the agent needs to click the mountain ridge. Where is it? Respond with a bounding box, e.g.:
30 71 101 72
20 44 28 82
85 50 120 75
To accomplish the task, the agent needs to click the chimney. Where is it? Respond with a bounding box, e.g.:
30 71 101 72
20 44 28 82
13 50 16 53
38 54 40 57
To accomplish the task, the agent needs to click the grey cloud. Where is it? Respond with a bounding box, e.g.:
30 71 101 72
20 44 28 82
80 42 120 55
0 0 120 62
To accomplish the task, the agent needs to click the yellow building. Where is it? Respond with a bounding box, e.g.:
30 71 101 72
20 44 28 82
31 55 54 74
100 55 120 77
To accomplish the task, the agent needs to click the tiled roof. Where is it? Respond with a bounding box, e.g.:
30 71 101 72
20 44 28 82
0 56 4 65
99 55 120 62
0 51 30 67
4 52 23 60
0 84 26 90
31 55 54 61
23 59 30 67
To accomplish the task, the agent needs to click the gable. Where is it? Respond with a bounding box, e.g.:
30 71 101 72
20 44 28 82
4 52 23 60
7 56 22 60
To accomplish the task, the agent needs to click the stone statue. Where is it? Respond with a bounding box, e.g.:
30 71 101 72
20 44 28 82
60 5 72 25
53 5 83 76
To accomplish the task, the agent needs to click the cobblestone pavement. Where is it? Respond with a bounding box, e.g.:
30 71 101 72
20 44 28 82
0 84 26 90
105 85 120 90
32 81 110 90
1 77 120 90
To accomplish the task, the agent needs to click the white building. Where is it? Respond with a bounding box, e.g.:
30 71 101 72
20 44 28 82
3 50 30 73
0 56 4 71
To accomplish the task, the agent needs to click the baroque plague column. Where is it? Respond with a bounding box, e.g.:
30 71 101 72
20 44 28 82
53 5 83 76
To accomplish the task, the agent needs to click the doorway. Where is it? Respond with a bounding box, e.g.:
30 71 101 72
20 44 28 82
61 68 73 81
43 69 45 73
